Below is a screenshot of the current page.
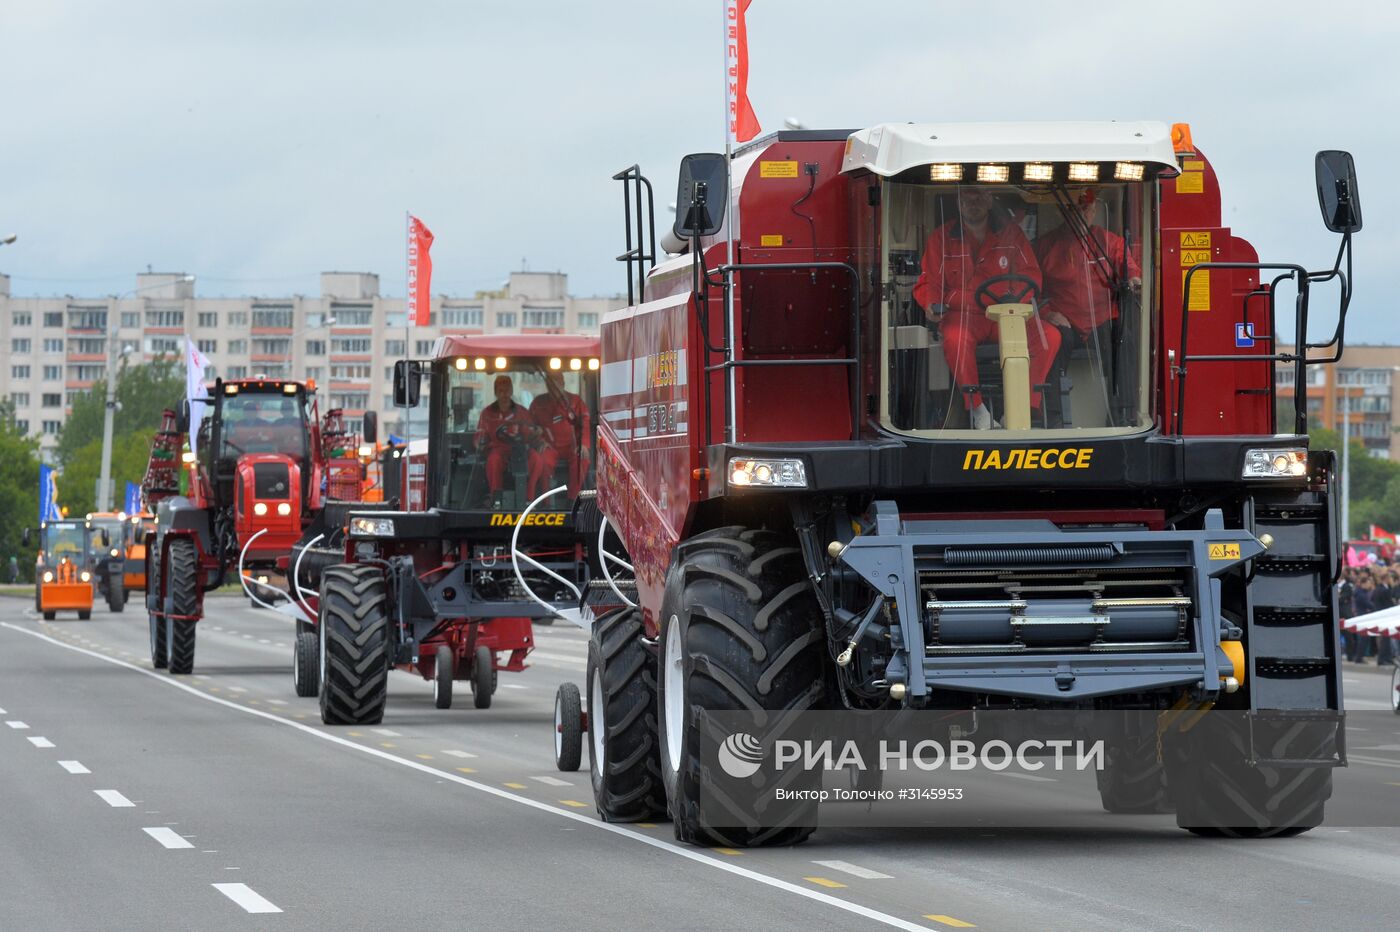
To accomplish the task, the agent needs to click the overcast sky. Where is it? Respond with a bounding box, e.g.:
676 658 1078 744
2 0 1394 341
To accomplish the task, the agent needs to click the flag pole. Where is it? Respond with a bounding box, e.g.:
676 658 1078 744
403 210 413 507
722 1 737 444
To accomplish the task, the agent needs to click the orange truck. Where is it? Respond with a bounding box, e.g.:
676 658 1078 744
24 519 100 620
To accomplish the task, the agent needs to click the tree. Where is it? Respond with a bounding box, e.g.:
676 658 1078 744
1310 425 1400 537
56 433 156 518
56 355 184 468
0 401 42 582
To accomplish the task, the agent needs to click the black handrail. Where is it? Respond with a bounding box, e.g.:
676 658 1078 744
611 165 657 307
709 261 863 443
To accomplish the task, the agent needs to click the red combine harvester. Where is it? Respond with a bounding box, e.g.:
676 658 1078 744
289 334 604 723
141 376 374 674
566 123 1361 844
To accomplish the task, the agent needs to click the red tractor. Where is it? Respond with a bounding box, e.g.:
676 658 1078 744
289 334 605 723
568 124 1360 844
141 376 375 674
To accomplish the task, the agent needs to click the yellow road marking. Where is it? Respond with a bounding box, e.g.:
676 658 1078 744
504 782 527 789
1387 782 1400 788
637 822 657 828
804 877 846 889
416 754 433 760
247 699 260 705
208 687 220 693
925 916 976 928
456 767 477 774
380 742 396 749
559 800 589 808
347 731 363 737
713 848 743 856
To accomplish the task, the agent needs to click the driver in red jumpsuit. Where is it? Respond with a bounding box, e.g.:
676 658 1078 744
527 371 591 499
475 375 541 504
914 187 1059 429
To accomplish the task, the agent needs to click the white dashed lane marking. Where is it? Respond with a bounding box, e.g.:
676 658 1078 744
6 720 30 729
58 760 91 774
27 736 55 748
441 750 477 758
530 776 572 787
990 771 1057 783
213 883 282 914
371 728 401 737
95 790 135 808
811 860 894 880
143 827 195 849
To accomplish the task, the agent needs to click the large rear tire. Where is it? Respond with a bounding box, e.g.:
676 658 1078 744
1096 727 1171 814
318 565 391 725
293 630 319 698
148 546 166 669
586 607 666 820
657 527 827 847
166 539 199 675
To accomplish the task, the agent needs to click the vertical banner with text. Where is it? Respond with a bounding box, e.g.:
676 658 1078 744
406 215 435 327
725 0 760 144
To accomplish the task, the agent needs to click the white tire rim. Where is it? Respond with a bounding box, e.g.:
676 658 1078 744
318 616 327 689
590 673 606 769
664 612 684 775
1392 665 1399 713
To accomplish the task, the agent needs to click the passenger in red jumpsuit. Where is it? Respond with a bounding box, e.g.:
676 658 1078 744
1034 187 1141 371
527 371 591 499
475 375 541 504
913 187 1059 430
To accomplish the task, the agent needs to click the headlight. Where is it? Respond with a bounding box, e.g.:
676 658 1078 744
350 516 396 537
276 502 292 516
253 502 268 516
727 458 808 489
110 548 119 557
80 571 91 582
1242 448 1308 479
42 571 54 583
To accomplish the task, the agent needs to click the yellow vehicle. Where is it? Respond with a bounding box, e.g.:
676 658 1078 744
125 512 155 596
24 520 99 620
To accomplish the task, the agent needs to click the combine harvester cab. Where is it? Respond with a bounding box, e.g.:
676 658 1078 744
581 124 1361 843
25 520 99 620
141 377 367 674
292 335 604 725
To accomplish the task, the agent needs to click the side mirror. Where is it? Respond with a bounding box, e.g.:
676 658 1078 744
22 528 31 548
673 153 728 239
1315 150 1362 234
362 410 378 444
393 360 423 408
177 398 191 434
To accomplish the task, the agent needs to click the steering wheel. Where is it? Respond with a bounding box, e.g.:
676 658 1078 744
495 423 528 444
974 274 1041 309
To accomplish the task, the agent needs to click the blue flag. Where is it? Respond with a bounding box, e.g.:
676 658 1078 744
124 481 142 516
38 464 61 522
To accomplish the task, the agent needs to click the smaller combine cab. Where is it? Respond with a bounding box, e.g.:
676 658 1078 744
290 335 603 723
88 511 133 613
24 520 99 620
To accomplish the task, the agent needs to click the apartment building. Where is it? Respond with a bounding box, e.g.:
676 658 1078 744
1 270 620 458
1276 343 1400 459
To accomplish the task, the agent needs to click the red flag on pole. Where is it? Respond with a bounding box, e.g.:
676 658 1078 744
407 215 435 326
726 0 760 143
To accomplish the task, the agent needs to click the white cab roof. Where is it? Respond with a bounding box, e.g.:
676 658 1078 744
840 121 1178 177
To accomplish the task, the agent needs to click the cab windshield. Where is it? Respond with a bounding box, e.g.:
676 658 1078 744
44 524 87 560
880 177 1151 436
434 361 596 511
215 389 311 461
89 518 125 553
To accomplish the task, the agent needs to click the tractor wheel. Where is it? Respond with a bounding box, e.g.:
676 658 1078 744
657 527 827 847
318 565 391 725
43 611 56 621
472 644 495 709
107 573 125 613
148 547 167 669
165 539 199 675
433 644 454 710
1165 711 1333 838
586 607 665 819
1096 727 1172 814
293 630 319 698
78 610 91 620
554 681 583 772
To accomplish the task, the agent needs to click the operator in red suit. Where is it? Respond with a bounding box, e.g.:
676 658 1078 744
475 375 541 504
913 187 1059 430
1034 187 1142 368
527 371 592 499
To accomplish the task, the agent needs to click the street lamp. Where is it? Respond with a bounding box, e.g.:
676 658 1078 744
97 275 196 511
1 233 16 246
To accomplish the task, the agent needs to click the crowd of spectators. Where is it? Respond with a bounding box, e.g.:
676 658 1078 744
1338 564 1398 666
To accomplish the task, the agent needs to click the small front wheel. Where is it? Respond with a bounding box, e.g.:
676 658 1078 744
472 644 495 709
293 630 319 698
434 644 454 710
554 682 583 771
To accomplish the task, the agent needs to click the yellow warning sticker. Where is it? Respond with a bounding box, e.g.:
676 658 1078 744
1180 231 1212 249
1182 159 1205 171
760 160 799 178
1208 543 1241 560
760 234 784 247
1176 172 1205 194
1182 269 1211 311
1180 248 1212 267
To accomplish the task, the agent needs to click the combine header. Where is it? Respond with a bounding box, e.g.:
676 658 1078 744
575 122 1360 843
